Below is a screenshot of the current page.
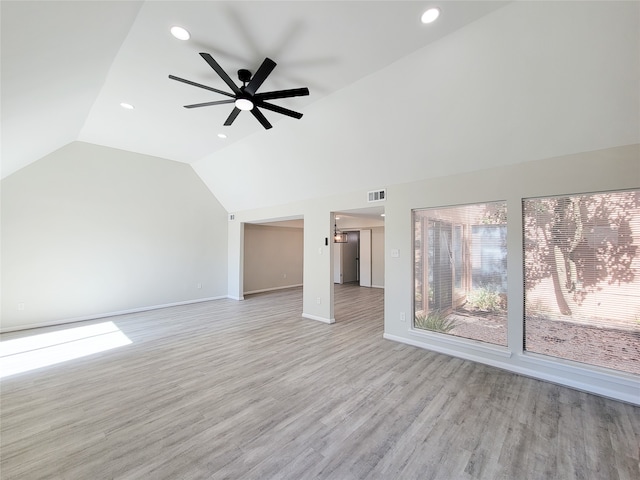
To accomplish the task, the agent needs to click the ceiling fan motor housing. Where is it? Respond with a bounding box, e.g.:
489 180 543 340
238 69 252 84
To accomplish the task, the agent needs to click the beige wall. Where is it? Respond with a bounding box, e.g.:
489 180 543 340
243 224 303 293
1 142 229 331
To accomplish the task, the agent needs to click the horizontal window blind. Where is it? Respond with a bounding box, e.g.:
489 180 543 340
413 202 507 346
523 190 640 375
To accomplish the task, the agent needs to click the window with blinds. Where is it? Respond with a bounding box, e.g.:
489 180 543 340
523 189 640 375
413 202 507 346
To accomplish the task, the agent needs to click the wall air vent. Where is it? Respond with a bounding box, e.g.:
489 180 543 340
229 214 235 221
367 189 386 203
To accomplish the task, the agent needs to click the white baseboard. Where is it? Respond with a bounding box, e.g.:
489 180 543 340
0 296 227 333
302 313 335 324
383 333 640 406
227 295 245 301
244 284 303 295
371 284 384 289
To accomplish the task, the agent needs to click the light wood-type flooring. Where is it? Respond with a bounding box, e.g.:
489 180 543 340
1 284 639 479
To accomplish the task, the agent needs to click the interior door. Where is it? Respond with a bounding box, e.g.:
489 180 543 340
341 232 359 283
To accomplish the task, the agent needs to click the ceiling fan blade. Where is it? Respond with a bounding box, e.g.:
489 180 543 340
224 107 241 126
184 99 236 109
199 53 242 95
245 58 276 96
255 100 303 119
254 87 309 101
169 75 235 98
253 87 309 100
251 107 272 129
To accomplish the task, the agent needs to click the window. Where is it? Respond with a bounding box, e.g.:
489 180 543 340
413 202 507 346
523 190 640 375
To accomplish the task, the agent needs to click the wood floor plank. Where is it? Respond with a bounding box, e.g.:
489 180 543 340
1 284 638 479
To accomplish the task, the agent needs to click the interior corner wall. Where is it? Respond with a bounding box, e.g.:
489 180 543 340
243 224 303 293
383 143 640 405
371 226 384 288
1 141 229 331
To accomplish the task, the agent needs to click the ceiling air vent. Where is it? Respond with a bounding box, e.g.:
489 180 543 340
367 189 386 203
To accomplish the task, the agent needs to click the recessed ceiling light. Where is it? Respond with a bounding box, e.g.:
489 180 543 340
421 7 440 24
120 102 134 110
381 214 386 217
217 133 227 139
170 26 190 41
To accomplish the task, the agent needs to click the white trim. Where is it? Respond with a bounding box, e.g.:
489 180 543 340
0 296 227 333
383 333 640 406
407 327 512 358
227 295 244 301
383 333 511 370
244 284 303 295
302 313 335 324
511 356 640 406
517 351 639 386
371 284 385 289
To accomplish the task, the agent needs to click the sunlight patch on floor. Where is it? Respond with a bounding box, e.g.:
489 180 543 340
0 321 131 379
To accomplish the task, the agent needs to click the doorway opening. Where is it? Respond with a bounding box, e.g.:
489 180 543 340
242 216 304 297
332 207 385 322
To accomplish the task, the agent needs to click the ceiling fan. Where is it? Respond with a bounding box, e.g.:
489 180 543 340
169 53 309 130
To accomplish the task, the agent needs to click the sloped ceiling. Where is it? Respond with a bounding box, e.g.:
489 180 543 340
1 2 508 191
2 1 639 213
1 1 144 177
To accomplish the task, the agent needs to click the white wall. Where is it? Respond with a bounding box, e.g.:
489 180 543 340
243 224 303 293
384 144 640 405
1 1 636 404
1 142 229 331
333 242 342 284
371 226 384 288
218 2 639 404
193 0 639 213
227 144 639 404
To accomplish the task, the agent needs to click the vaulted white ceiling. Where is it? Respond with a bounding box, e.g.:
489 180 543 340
2 1 638 213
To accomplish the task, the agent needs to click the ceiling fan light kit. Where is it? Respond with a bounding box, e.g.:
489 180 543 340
169 53 309 130
235 98 254 111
